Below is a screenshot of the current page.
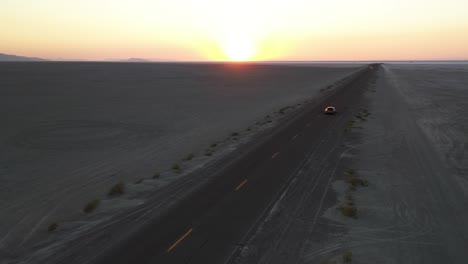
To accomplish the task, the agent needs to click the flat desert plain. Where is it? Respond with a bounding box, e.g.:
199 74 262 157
0 62 362 261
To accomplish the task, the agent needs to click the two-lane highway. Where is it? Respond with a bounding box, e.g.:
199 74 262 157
91 64 378 264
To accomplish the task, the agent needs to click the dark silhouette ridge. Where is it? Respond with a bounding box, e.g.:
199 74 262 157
0 53 46 61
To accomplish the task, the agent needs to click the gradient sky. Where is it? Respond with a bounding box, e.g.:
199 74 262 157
1 0 468 61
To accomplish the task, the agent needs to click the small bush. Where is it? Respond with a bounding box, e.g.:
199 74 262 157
152 172 160 179
83 199 100 213
134 178 143 184
231 132 239 137
279 106 291 114
48 222 58 232
246 127 251 132
343 251 353 262
355 114 366 121
337 205 357 218
183 153 194 161
172 164 181 173
210 143 217 148
346 176 361 187
344 168 355 175
359 109 370 118
205 151 212 156
346 176 369 187
108 182 125 196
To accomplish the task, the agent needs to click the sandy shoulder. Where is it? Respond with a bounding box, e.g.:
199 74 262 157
315 64 468 263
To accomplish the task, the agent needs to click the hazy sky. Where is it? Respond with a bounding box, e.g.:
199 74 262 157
1 0 468 61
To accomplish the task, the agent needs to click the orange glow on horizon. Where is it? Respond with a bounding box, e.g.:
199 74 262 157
1 0 468 61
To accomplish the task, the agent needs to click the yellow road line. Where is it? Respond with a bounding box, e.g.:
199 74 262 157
166 228 193 253
235 179 248 191
271 152 280 159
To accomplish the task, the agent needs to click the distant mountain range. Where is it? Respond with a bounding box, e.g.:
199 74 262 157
0 54 161 62
0 53 46 61
120 58 151 62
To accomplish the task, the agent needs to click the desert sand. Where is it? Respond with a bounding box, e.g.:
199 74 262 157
321 64 468 263
0 62 363 262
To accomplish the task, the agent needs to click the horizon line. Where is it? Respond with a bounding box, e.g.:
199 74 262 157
4 59 468 63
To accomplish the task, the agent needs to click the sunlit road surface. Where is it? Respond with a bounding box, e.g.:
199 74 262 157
91 65 379 264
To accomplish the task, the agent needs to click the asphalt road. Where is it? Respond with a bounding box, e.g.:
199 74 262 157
92 64 378 264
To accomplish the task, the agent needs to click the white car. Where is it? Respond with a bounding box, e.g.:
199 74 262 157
324 106 336 114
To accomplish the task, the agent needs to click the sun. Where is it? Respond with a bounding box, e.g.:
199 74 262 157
223 38 256 61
